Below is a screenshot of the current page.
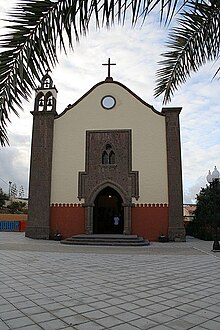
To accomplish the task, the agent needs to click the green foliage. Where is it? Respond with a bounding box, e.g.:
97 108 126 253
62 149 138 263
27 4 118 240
0 0 219 146
154 0 220 104
0 188 8 207
194 181 220 240
7 201 27 213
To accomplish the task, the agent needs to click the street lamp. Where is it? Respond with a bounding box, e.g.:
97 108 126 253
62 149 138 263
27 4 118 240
206 166 220 251
8 181 12 199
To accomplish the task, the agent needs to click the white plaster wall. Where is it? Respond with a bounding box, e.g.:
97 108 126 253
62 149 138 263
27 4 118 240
50 82 168 204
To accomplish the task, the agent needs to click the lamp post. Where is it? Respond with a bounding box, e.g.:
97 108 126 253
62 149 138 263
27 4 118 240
8 181 12 199
206 166 220 251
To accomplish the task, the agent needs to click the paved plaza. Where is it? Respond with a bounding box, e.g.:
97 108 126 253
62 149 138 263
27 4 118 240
0 233 220 330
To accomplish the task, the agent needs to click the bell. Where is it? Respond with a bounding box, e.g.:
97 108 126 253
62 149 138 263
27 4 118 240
47 98 53 106
39 99 44 106
44 79 50 88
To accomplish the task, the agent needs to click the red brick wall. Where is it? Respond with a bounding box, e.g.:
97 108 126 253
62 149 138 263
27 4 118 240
50 203 168 241
0 214 27 221
50 204 85 239
132 204 169 241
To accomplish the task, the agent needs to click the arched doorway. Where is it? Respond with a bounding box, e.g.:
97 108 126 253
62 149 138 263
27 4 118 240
93 187 124 234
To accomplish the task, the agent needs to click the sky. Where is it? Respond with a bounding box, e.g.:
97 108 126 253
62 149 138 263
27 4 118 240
0 1 219 202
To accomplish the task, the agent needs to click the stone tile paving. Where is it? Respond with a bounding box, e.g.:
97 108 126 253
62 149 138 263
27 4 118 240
0 233 219 329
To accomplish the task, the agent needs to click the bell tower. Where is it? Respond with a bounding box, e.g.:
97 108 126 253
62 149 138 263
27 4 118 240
26 72 57 239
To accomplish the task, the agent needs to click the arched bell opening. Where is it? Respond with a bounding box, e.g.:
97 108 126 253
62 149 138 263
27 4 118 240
93 187 124 234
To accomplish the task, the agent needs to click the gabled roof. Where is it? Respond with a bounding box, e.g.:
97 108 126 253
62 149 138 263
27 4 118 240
56 80 163 118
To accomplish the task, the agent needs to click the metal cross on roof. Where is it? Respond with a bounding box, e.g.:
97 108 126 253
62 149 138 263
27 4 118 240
102 58 116 81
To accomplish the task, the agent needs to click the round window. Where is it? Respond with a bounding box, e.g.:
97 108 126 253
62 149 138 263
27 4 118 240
101 95 116 109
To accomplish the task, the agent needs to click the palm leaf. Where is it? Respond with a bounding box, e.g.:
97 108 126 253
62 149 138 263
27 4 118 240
154 1 220 104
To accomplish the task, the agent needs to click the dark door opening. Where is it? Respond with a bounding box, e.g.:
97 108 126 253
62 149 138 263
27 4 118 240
93 187 124 234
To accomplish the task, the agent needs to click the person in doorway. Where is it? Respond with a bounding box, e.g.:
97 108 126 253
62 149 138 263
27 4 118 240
113 215 120 233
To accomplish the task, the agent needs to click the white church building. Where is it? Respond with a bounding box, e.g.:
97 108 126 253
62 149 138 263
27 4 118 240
26 60 185 242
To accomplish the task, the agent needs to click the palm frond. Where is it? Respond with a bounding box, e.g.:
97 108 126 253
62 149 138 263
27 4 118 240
0 0 92 147
154 0 220 104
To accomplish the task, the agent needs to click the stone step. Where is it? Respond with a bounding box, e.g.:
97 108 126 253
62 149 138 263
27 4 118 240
61 234 150 246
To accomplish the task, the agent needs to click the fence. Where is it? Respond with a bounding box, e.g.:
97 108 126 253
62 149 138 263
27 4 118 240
0 214 27 232
0 221 20 231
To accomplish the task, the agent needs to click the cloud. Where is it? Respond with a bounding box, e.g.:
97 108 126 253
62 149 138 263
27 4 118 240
184 176 207 204
0 96 32 196
0 133 30 196
176 72 220 202
52 22 167 113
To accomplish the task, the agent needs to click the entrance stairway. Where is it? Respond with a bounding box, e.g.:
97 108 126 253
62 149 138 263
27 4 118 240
61 234 150 246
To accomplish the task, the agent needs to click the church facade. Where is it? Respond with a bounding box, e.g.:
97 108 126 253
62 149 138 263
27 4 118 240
26 65 185 242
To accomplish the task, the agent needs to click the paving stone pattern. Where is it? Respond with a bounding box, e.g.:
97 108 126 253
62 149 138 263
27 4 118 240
0 233 220 329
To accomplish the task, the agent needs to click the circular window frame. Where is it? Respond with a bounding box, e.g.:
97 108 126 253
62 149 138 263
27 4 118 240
101 95 116 110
